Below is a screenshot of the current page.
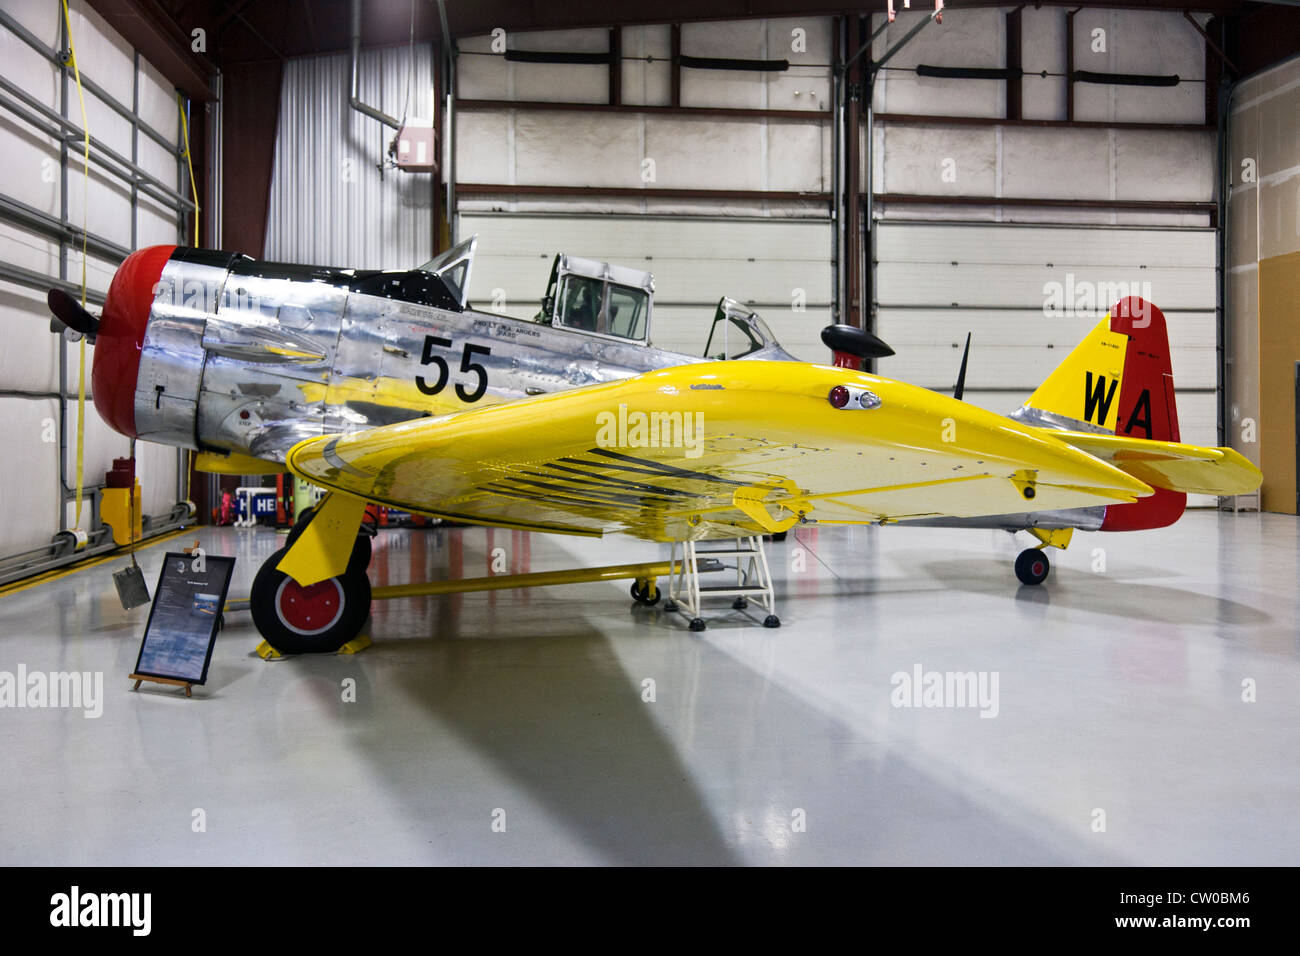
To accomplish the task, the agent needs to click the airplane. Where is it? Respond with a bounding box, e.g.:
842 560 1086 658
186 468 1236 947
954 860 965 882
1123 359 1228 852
43 236 1262 653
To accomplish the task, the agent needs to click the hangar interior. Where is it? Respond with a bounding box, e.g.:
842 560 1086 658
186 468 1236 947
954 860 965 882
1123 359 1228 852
0 0 1298 865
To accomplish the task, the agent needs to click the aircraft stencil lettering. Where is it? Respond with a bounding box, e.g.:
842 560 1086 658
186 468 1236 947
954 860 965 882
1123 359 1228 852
1083 371 1118 427
1122 388 1153 438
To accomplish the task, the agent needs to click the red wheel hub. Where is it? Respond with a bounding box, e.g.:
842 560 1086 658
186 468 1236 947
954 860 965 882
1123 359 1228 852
1032 559 1046 577
275 577 345 635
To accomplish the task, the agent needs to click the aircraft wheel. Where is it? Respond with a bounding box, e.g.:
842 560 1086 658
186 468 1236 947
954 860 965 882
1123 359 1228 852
630 580 660 606
1015 548 1050 586
250 547 371 654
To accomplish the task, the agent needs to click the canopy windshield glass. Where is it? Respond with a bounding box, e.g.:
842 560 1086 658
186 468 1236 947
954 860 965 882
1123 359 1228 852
703 299 775 360
416 234 478 308
556 276 649 341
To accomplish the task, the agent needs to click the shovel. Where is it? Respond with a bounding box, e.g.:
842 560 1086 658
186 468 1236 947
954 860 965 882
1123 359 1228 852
112 443 150 610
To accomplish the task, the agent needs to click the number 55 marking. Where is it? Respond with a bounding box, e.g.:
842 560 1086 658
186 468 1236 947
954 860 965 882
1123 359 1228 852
416 336 492 403
415 335 452 395
456 343 491 402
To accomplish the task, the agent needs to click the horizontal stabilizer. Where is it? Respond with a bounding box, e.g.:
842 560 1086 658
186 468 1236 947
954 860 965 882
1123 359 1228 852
1051 430 1263 497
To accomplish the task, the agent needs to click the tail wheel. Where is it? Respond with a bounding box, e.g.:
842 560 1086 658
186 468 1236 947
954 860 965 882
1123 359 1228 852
1015 548 1050 586
251 546 371 654
630 579 660 606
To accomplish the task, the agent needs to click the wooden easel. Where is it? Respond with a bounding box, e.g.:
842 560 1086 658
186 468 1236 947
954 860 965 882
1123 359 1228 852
129 674 194 698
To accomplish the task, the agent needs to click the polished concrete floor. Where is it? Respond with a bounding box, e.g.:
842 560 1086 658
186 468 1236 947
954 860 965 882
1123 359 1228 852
0 511 1296 865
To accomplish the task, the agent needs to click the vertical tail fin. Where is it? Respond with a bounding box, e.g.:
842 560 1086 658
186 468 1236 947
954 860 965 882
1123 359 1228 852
1017 297 1185 530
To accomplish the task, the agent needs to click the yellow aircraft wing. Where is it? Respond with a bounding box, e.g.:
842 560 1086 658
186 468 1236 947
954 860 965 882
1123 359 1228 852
1048 430 1262 497
284 361 1153 542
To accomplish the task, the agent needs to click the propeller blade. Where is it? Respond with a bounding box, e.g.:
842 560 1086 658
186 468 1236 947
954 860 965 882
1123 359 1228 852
953 332 971 401
47 288 99 336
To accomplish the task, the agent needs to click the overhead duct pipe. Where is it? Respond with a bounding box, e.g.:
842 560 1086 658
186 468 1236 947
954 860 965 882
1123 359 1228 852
349 0 401 130
437 0 456 245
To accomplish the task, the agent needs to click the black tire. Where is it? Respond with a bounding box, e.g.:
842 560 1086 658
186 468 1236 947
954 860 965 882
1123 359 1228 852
689 618 707 632
763 614 780 628
1015 548 1050 586
347 533 372 574
284 506 317 547
250 546 371 654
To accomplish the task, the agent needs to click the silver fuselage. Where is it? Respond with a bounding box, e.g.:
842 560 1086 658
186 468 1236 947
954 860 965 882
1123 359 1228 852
133 250 793 463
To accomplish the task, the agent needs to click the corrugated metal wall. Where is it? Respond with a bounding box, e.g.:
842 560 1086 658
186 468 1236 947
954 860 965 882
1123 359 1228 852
264 44 437 269
0 0 183 557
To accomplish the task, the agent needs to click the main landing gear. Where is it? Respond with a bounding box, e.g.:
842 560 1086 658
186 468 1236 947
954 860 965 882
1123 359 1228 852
249 505 373 654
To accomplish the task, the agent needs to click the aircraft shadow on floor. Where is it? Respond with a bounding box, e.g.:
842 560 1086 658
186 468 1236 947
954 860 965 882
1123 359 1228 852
912 557 1271 627
334 606 1126 865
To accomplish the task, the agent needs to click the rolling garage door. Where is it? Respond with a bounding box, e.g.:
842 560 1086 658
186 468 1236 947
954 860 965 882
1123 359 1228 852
459 213 834 361
874 221 1219 505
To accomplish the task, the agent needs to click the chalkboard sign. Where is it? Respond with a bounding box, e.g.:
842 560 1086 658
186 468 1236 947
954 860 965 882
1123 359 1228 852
132 552 236 686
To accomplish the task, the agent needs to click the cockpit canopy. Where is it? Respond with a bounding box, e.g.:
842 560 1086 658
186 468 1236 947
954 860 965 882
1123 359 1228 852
416 234 478 309
704 297 778 360
404 239 786 362
537 254 654 342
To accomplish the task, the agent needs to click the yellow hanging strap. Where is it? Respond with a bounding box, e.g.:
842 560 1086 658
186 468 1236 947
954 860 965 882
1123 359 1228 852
128 440 138 567
61 0 90 533
177 92 200 504
177 92 200 245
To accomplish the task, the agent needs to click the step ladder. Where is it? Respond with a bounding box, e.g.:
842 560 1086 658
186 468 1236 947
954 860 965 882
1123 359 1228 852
664 535 780 631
